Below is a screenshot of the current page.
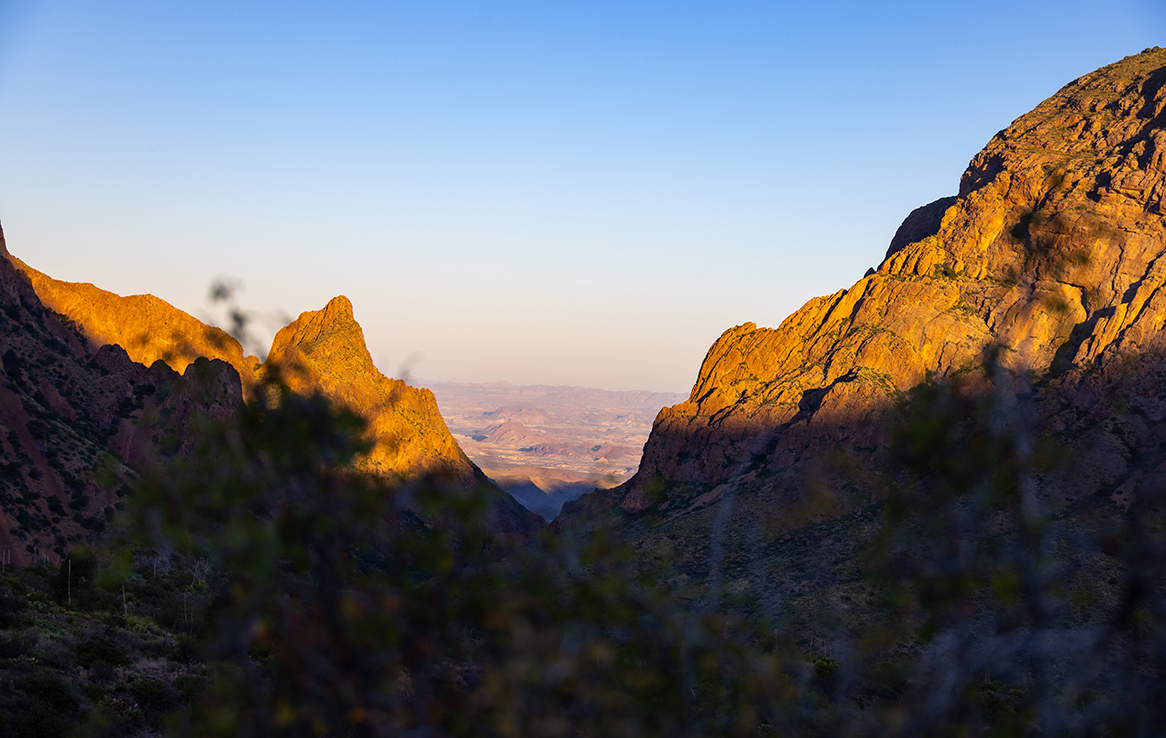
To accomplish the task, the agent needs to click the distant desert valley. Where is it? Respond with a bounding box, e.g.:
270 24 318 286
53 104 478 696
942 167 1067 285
416 380 685 520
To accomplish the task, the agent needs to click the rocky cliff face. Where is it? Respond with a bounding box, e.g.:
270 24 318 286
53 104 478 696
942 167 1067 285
13 261 485 481
266 296 476 479
12 260 259 389
9 252 540 536
264 297 541 534
572 47 1166 516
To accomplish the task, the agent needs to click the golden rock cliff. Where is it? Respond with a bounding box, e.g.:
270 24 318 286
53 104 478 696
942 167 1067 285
264 296 542 533
11 261 473 480
597 48 1166 511
11 259 259 388
9 243 540 532
265 296 474 479
0 224 244 565
4 260 541 535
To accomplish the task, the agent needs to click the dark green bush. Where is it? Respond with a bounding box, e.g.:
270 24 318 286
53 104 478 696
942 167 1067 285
134 676 179 714
0 668 84 738
76 631 130 668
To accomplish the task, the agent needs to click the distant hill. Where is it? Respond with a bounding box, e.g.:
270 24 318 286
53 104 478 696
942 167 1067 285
420 379 685 519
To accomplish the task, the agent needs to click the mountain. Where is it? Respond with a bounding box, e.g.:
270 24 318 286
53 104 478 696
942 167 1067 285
0 224 243 565
266 297 471 478
264 297 541 534
11 259 259 389
566 47 1166 519
8 260 541 538
485 467 610 523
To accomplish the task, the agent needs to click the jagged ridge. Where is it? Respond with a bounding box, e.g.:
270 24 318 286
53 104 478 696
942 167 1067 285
10 256 541 535
12 260 259 388
266 296 474 479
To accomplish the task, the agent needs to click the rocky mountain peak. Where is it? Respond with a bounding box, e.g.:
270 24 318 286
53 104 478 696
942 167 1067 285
4 256 541 536
567 47 1166 515
267 295 376 392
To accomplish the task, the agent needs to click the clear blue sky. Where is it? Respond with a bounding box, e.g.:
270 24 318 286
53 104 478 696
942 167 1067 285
1 1 1163 392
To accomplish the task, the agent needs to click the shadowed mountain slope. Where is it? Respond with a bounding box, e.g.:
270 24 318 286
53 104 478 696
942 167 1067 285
9 257 541 536
0 224 243 565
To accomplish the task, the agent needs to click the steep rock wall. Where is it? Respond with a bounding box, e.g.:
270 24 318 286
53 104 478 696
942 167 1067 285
266 296 474 479
593 48 1166 512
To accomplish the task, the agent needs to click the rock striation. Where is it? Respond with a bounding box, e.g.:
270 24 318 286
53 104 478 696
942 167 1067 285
571 47 1166 516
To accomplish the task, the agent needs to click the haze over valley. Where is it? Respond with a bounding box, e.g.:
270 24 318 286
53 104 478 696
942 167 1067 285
419 380 686 519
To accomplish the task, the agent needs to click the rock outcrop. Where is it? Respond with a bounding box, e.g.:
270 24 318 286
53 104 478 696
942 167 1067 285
8 251 541 538
266 296 476 479
264 296 542 534
572 47 1166 515
12 259 259 388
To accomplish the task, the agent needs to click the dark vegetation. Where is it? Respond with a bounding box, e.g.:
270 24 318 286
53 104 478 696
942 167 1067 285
0 358 1164 736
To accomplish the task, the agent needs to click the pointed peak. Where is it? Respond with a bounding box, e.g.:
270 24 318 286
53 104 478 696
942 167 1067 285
324 295 354 317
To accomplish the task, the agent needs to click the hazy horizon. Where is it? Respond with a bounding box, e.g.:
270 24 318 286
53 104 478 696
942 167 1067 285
1 1 1163 393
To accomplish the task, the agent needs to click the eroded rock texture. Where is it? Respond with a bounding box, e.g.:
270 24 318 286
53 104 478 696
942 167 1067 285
574 48 1166 517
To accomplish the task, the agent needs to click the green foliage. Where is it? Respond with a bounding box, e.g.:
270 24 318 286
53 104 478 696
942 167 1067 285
862 360 1166 735
117 375 792 736
0 667 84 738
5 333 1166 735
933 262 960 280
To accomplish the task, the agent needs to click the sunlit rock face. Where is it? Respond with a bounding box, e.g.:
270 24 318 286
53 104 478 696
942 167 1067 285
570 48 1166 515
13 268 472 481
12 259 259 389
0 224 243 565
11 258 541 536
265 296 543 535
265 296 473 479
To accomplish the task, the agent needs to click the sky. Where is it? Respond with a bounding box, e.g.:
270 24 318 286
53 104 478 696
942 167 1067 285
0 1 1163 393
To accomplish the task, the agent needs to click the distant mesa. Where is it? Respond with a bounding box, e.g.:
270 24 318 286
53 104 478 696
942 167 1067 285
482 406 551 424
425 380 684 519
481 420 546 446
